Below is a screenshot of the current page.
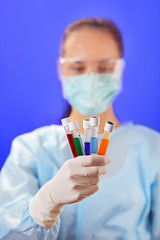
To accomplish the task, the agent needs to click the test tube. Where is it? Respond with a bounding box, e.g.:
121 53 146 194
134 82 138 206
83 119 90 155
98 121 115 155
69 121 84 156
61 117 78 158
90 116 99 154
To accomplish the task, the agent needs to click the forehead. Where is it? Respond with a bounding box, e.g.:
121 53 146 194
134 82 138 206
63 27 120 59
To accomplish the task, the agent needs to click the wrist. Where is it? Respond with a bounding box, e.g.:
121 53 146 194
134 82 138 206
29 181 64 228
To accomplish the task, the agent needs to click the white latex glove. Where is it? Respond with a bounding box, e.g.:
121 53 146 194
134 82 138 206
29 155 110 228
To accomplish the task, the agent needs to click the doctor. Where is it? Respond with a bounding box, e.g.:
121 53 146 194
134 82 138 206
0 17 160 239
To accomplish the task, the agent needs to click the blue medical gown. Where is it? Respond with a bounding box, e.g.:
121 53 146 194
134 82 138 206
0 122 160 239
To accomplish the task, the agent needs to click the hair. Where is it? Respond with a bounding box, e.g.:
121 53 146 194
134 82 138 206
60 17 124 117
60 17 124 58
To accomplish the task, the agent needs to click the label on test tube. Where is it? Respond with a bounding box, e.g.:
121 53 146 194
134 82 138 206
98 121 115 155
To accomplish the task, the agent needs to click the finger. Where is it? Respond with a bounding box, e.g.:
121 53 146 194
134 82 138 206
72 175 100 185
76 155 109 167
69 164 98 178
79 184 99 197
82 165 108 177
106 156 111 164
67 160 108 178
73 164 108 178
97 165 108 175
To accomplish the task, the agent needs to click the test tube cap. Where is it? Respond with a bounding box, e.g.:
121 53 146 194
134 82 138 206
61 117 71 127
104 121 115 132
90 116 99 127
83 119 90 129
69 121 79 131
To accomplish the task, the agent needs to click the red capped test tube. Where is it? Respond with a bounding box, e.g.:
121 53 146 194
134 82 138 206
61 117 78 158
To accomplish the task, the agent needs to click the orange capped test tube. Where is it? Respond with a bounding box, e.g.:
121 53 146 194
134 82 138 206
98 121 115 155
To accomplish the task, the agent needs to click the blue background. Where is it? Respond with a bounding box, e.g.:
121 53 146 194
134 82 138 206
0 0 160 169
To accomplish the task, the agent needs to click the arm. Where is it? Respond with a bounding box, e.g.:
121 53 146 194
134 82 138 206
0 136 61 240
151 182 160 239
29 154 110 229
150 136 160 239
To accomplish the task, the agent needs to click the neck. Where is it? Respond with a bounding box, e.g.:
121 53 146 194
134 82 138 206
69 105 120 135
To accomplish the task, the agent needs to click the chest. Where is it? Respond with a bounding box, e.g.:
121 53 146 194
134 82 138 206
59 141 151 239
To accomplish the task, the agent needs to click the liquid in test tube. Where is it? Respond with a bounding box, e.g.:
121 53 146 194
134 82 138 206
61 117 78 158
69 121 85 156
90 116 99 154
98 121 115 155
83 119 90 155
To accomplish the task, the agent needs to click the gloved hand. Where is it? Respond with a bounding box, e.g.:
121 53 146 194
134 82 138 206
29 155 110 228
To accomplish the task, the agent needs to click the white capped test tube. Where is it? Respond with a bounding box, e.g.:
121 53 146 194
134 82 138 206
61 117 78 158
90 116 99 154
98 121 115 155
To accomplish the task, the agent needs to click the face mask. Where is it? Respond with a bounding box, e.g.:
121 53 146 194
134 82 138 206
61 72 122 116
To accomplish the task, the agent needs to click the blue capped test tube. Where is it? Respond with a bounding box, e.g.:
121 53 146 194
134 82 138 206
83 119 90 155
90 116 100 154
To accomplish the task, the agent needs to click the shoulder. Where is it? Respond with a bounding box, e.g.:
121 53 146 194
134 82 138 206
11 124 65 155
116 122 160 146
116 122 160 174
114 122 160 162
130 123 160 139
18 124 63 139
129 123 160 157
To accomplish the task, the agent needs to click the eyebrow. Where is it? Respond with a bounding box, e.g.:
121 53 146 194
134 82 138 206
98 58 113 63
71 61 85 64
70 59 111 64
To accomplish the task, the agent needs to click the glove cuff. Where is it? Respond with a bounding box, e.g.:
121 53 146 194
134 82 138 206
29 181 64 228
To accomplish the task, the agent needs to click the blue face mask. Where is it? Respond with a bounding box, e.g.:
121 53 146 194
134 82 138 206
61 72 122 116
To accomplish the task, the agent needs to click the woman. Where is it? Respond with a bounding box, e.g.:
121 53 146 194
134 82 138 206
0 17 160 239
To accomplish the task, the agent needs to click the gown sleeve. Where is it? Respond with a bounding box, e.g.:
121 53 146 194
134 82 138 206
151 181 160 239
150 136 160 239
0 135 61 240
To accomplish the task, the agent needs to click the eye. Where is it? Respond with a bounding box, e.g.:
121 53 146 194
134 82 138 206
99 66 112 73
71 66 85 72
69 64 86 74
